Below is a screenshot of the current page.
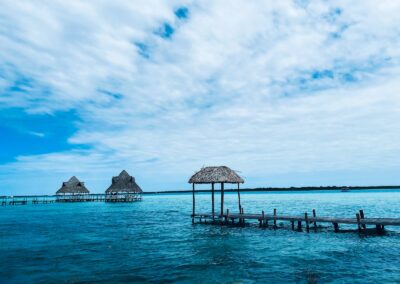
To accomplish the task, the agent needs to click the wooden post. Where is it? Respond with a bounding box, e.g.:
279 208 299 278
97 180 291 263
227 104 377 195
297 220 302 231
211 182 215 220
291 221 295 230
262 210 265 227
356 213 361 233
376 224 384 233
359 210 366 230
237 183 241 212
220 182 224 218
241 207 245 226
305 212 309 232
192 183 195 224
312 209 317 229
333 223 339 232
273 208 277 229
226 209 229 224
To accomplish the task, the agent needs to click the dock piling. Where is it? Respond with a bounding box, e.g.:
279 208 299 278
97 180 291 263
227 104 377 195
297 220 302 231
305 212 310 232
261 210 265 227
356 213 361 233
359 210 366 230
312 209 317 229
241 207 245 226
333 223 339 232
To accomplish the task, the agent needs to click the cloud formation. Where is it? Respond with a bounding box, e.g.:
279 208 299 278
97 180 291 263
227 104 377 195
1 0 400 194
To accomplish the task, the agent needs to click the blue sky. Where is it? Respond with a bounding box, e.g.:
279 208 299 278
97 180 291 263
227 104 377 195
1 0 400 195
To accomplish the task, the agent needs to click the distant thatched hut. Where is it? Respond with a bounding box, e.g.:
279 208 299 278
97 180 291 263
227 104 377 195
56 176 90 202
188 166 244 222
105 170 143 202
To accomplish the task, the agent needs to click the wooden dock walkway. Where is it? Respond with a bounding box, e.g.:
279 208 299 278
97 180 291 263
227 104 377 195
32 199 55 204
8 200 28 205
0 194 143 206
193 208 400 233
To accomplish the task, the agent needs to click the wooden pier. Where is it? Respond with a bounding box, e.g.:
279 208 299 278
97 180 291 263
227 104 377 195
105 195 142 202
188 166 400 235
193 208 400 234
0 193 142 206
32 198 55 204
56 194 106 202
1 197 29 206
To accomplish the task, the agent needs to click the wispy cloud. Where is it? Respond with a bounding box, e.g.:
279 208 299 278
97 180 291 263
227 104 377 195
1 0 400 194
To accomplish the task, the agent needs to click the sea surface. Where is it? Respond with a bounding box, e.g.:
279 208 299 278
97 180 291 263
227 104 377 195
1 190 400 283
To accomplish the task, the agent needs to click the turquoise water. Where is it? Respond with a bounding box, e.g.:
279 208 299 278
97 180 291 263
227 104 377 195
1 190 400 283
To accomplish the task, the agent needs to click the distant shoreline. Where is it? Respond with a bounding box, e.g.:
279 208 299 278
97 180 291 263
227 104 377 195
144 185 400 194
2 186 399 198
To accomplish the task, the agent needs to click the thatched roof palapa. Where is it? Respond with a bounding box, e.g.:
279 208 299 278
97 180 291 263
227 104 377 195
56 176 90 194
188 166 244 184
106 170 143 194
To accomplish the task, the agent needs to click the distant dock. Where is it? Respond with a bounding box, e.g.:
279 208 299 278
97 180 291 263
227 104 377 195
1 197 28 206
0 193 142 206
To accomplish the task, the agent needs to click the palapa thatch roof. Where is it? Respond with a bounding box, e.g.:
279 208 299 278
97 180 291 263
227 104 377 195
56 176 90 194
188 166 244 184
106 170 143 194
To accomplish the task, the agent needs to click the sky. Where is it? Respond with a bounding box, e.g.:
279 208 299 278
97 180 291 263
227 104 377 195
1 0 400 195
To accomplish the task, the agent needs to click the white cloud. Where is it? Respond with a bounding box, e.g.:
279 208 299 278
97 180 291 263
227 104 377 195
1 0 400 194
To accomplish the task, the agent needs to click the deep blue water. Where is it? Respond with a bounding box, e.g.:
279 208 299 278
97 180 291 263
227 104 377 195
1 190 400 283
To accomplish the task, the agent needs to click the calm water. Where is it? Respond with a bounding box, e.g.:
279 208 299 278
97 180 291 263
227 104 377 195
1 190 400 283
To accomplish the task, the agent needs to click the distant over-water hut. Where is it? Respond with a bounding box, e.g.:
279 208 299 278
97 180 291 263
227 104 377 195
105 170 143 202
56 176 90 202
188 166 244 223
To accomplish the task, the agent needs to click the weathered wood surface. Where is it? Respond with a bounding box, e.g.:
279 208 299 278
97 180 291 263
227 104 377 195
193 213 400 226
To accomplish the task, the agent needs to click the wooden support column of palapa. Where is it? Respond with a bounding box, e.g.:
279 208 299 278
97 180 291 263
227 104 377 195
237 183 241 212
211 182 215 220
192 183 195 224
220 182 224 218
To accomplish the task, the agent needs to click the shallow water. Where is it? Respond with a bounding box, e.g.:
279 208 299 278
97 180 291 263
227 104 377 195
1 190 400 283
